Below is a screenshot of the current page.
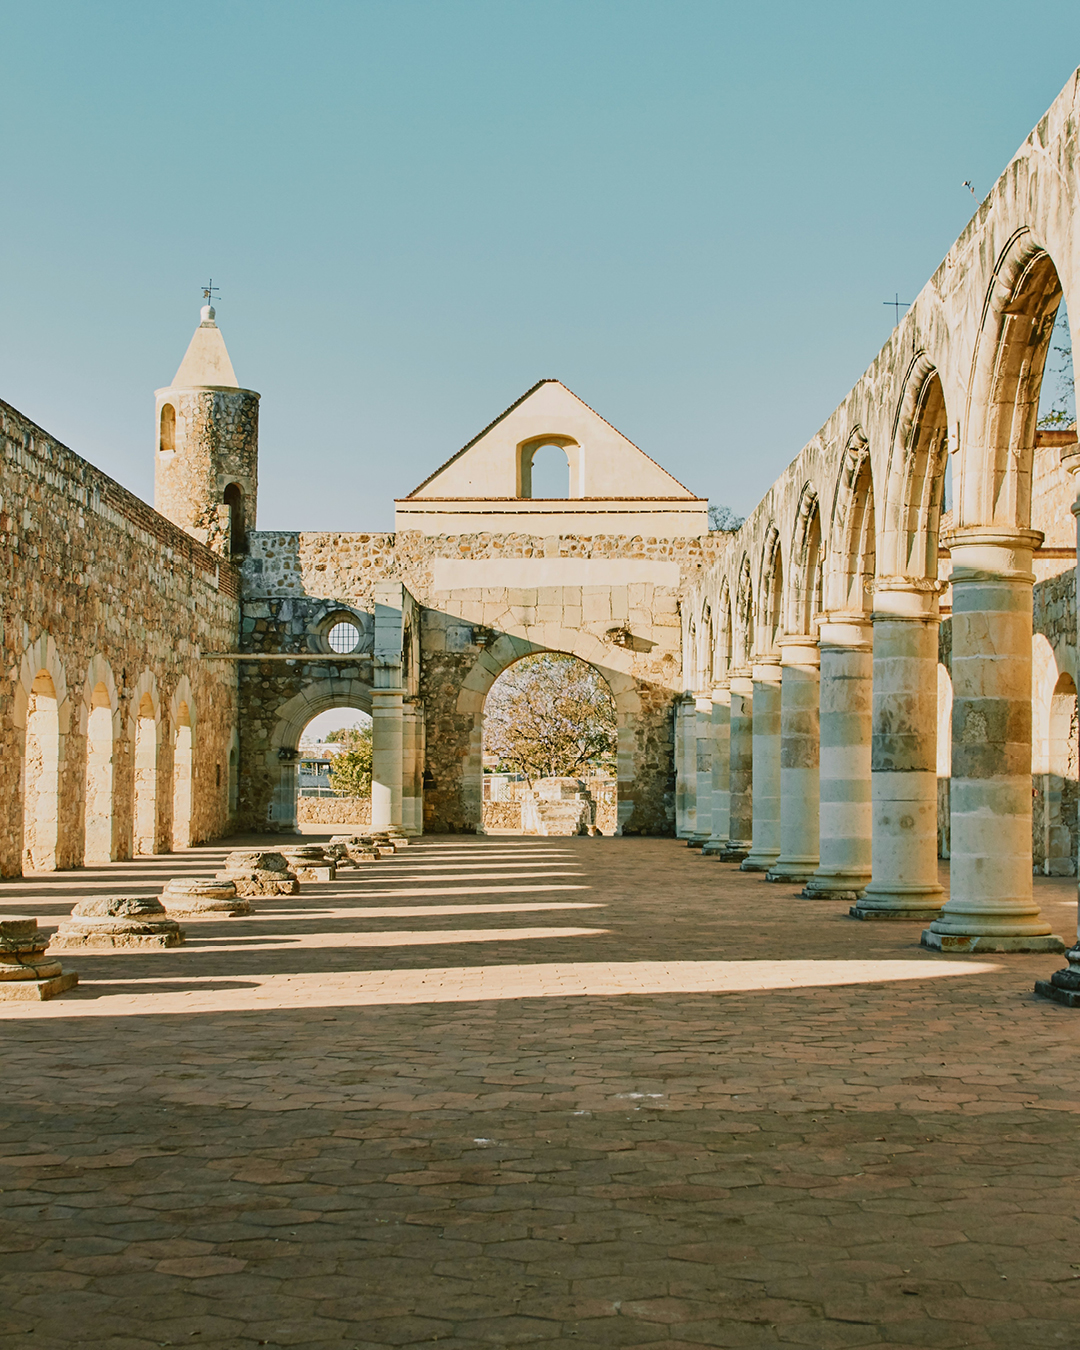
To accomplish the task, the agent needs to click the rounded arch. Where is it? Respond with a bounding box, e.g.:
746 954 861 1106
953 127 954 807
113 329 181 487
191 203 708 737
81 656 120 866
261 677 375 832
455 631 642 835
129 672 162 857
13 631 70 874
169 675 197 746
961 233 1068 530
517 435 582 499
881 353 950 579
827 427 876 615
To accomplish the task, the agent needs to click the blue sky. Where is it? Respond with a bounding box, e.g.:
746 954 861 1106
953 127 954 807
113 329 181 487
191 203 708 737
1 1 1078 531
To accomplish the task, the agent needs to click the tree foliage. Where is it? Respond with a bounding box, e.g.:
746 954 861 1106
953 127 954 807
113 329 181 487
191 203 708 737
1038 309 1075 429
484 653 617 783
708 502 745 532
326 723 373 797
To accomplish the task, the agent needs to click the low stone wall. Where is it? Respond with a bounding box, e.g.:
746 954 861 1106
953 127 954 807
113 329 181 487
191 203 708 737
297 796 371 826
482 802 522 831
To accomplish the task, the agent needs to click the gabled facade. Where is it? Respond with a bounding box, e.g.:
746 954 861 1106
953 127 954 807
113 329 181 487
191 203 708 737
395 378 708 536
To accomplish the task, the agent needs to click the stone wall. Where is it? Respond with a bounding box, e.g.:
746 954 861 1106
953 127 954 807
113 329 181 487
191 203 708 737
238 529 728 836
297 795 371 826
0 398 239 876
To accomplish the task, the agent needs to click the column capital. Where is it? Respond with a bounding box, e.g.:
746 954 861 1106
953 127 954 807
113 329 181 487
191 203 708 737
818 612 872 651
710 677 732 694
872 576 941 622
777 632 820 666
942 526 1043 584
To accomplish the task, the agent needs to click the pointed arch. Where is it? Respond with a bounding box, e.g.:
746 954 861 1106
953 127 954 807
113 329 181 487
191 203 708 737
960 232 1068 529
758 525 784 653
787 484 823 635
734 555 754 668
881 354 949 580
827 427 876 615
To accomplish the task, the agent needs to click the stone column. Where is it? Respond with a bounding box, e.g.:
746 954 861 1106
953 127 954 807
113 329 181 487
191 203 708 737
721 671 753 861
803 615 873 900
924 528 1062 952
691 694 714 844
1038 442 1080 1002
674 694 697 839
371 688 404 831
741 653 782 872
400 697 425 837
851 582 944 919
767 635 820 882
701 680 731 856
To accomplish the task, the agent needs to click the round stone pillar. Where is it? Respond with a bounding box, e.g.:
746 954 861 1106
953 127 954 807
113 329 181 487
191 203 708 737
1038 443 1080 1003
924 528 1063 953
701 681 732 856
851 582 944 919
721 671 753 861
766 635 820 882
803 615 873 900
741 654 782 872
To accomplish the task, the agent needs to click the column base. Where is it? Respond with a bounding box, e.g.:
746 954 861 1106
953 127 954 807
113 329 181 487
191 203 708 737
1034 979 1080 1006
740 850 780 872
802 871 870 901
922 929 1065 954
718 842 750 862
849 884 945 922
765 858 819 883
686 837 708 849
700 839 729 856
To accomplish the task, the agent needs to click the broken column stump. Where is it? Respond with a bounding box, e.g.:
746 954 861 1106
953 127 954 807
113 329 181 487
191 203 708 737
216 851 300 896
160 878 252 917
279 845 336 883
49 897 185 950
0 918 79 1000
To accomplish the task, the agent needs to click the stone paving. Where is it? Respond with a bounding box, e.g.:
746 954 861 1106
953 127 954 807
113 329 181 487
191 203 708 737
1 837 1079 1349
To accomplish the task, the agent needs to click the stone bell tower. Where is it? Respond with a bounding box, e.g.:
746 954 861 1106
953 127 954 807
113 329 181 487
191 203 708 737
154 303 260 556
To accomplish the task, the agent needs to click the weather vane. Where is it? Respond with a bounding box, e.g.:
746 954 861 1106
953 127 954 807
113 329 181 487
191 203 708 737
202 278 220 307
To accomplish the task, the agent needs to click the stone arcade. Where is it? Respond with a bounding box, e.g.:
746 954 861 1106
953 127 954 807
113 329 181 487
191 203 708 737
3 72 1080 997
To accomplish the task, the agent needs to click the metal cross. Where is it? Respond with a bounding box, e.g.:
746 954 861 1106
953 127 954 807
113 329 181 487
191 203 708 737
202 278 220 306
883 292 910 326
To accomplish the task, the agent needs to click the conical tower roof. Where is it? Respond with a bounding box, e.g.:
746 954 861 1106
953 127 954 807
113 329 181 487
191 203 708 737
171 305 240 388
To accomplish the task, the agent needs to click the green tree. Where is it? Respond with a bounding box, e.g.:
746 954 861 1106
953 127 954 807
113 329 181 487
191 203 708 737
484 653 617 783
708 503 745 532
1038 309 1075 429
326 723 373 797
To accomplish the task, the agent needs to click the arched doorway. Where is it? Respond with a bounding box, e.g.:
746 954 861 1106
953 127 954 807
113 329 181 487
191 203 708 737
1043 671 1078 875
296 706 373 835
133 692 158 856
172 701 193 850
84 681 115 864
23 669 60 872
480 651 618 835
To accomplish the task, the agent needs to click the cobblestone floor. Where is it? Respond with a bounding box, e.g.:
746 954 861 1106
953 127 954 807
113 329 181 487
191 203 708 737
1 836 1079 1349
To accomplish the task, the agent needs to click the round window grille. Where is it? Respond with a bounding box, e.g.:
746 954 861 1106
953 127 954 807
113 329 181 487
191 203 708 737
327 620 360 654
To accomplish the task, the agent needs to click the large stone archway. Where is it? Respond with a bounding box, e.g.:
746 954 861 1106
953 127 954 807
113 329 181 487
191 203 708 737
453 633 641 835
